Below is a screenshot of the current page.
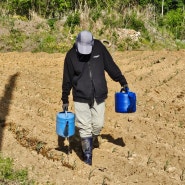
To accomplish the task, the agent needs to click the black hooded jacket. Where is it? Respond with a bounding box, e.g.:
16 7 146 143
62 39 128 105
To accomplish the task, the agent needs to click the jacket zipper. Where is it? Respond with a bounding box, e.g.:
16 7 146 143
88 61 95 106
88 61 93 80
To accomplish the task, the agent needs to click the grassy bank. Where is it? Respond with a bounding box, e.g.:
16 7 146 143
0 153 35 184
0 4 185 53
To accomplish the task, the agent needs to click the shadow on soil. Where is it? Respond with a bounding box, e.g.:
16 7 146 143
55 128 126 162
55 127 83 160
101 134 126 147
0 72 19 151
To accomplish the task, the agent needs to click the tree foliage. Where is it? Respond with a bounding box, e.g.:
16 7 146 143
0 0 184 40
1 0 184 18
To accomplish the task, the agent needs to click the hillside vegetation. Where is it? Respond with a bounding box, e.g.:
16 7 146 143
0 0 185 52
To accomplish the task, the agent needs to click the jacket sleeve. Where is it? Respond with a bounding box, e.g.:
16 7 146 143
61 52 74 104
102 43 128 86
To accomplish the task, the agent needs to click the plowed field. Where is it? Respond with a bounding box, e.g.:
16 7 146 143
0 50 185 184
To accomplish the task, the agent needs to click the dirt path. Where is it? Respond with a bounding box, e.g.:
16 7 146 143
0 50 185 185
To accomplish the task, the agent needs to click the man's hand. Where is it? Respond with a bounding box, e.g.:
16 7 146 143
62 103 69 111
121 84 129 92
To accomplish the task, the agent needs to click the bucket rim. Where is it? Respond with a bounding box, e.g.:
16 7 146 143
58 111 75 114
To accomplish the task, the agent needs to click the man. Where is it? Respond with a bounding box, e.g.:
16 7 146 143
61 30 128 165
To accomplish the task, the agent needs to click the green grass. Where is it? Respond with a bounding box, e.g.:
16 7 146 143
0 153 34 184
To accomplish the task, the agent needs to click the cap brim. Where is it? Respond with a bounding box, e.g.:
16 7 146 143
77 42 92 55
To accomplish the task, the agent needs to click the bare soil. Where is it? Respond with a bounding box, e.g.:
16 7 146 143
0 50 185 185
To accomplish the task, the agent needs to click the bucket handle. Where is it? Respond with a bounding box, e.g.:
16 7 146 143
120 87 129 93
65 110 68 117
119 87 136 113
64 111 69 137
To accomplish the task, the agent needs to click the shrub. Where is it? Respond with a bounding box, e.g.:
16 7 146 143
47 18 57 30
123 12 150 40
36 34 57 53
2 28 26 51
123 12 144 31
65 12 80 33
161 9 185 39
91 8 101 22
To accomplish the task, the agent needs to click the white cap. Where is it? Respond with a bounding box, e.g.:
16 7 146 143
76 30 94 54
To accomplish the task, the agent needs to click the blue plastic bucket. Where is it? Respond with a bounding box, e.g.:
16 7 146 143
56 111 75 137
115 88 136 113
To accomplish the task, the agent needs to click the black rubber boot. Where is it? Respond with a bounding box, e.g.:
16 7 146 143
81 137 93 165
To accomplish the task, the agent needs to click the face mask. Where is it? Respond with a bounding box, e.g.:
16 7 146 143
77 51 91 62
